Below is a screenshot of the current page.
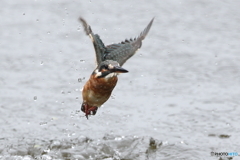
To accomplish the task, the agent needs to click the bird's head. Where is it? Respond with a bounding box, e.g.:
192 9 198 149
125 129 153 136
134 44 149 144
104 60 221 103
93 60 128 78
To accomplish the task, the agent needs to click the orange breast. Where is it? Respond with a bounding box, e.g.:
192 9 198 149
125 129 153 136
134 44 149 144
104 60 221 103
82 75 118 107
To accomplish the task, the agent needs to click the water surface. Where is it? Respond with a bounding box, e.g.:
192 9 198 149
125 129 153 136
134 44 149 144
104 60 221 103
1 0 240 159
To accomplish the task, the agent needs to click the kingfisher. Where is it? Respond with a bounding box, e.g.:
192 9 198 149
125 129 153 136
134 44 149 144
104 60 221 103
79 17 154 119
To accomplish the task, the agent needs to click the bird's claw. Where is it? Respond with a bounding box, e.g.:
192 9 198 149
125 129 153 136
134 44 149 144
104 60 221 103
81 103 98 119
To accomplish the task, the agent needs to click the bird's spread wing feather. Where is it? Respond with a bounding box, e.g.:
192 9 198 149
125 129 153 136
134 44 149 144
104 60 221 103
104 18 154 66
79 17 106 65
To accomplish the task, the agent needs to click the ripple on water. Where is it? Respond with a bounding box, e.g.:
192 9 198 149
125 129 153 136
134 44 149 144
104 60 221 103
0 135 208 159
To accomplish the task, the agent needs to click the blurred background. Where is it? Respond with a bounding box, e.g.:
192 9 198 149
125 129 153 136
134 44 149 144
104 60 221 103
1 0 240 159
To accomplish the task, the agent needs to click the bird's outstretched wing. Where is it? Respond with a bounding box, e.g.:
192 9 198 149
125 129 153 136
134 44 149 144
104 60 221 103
79 17 106 65
104 18 154 66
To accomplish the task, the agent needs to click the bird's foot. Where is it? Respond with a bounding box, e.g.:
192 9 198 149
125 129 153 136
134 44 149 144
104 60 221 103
85 106 98 119
81 103 98 119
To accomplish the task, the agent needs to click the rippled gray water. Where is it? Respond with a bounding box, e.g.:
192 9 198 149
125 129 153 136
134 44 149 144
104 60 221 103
1 0 240 160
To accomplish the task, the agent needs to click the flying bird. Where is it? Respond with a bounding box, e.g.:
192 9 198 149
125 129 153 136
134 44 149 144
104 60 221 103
79 17 154 119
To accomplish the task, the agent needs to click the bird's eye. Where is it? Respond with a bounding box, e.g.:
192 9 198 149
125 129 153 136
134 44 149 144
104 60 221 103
100 65 108 71
104 65 108 69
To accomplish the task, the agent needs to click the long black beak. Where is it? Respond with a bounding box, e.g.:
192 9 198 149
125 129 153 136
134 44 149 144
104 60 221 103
112 66 128 73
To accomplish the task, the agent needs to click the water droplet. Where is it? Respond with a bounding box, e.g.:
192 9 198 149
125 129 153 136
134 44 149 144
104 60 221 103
36 19 39 22
43 149 50 153
80 60 85 63
139 54 142 57
75 97 79 100
109 130 114 134
75 110 80 115
78 78 82 82
68 91 71 94
34 96 37 101
215 62 218 65
23 13 25 15
114 137 122 141
61 90 65 94
133 135 138 138
61 101 64 105
40 61 44 65
47 31 50 34
65 34 68 38
110 95 115 99
77 27 81 31
39 122 47 126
